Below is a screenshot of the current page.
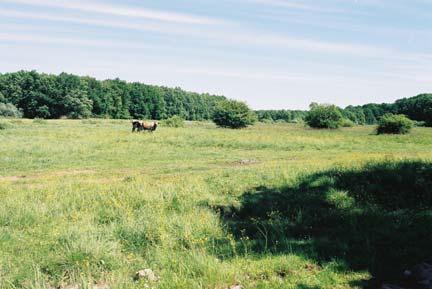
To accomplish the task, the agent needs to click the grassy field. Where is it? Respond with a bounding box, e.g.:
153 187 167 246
1 119 432 289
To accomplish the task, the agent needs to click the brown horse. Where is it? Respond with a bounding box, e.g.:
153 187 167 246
142 121 158 132
131 120 158 132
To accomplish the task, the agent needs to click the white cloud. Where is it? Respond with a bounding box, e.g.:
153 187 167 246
1 3 429 74
0 33 155 49
243 0 346 13
3 0 224 25
0 9 196 35
175 67 310 81
0 8 397 59
249 0 316 10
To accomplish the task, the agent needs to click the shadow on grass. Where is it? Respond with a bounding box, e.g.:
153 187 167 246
214 160 432 286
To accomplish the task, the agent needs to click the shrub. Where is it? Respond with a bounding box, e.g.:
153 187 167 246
341 119 355 127
0 102 22 118
212 100 257 129
376 114 414 135
35 105 51 119
305 103 343 129
414 120 426 127
290 118 303 124
260 118 274 124
162 115 185 128
0 120 12 130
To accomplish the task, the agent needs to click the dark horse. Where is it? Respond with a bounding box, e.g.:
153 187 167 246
132 120 158 132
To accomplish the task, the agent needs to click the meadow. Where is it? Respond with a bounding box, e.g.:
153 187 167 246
1 119 432 289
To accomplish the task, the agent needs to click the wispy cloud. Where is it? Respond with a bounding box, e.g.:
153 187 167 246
1 8 422 62
3 0 224 25
176 67 309 81
0 9 197 35
244 0 346 13
0 32 156 49
249 0 316 10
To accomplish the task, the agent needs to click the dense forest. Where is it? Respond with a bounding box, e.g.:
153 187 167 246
339 94 432 126
0 71 225 120
0 71 431 126
256 95 432 127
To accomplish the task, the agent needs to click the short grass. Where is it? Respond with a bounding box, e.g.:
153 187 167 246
1 119 432 289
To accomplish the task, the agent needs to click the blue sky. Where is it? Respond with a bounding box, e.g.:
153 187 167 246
1 0 431 109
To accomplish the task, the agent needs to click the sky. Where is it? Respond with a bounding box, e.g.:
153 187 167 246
0 0 431 109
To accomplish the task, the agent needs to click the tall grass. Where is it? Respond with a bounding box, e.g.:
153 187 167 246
0 120 431 288
216 160 432 285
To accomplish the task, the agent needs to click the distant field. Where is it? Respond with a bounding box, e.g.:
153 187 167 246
1 120 432 289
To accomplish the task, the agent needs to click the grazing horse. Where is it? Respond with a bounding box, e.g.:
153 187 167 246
142 121 158 132
131 120 158 132
132 120 143 132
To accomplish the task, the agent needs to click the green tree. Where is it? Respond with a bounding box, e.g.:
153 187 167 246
35 105 51 119
395 94 432 126
212 99 257 129
64 89 93 119
305 103 343 129
376 114 414 135
0 102 22 118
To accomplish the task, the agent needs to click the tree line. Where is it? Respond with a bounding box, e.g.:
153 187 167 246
342 94 432 126
255 110 307 123
0 71 431 127
0 71 226 120
255 94 432 127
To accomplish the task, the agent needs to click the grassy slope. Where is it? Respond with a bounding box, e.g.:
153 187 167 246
0 119 431 289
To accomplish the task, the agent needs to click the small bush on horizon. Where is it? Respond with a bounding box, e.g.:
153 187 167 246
341 119 355 127
376 114 414 135
0 120 12 130
0 102 22 118
162 115 185 128
212 99 257 129
305 103 343 129
260 118 274 124
414 120 427 127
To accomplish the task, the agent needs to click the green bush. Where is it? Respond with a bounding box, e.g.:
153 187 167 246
0 120 12 130
35 105 51 119
341 119 355 127
260 118 274 124
414 120 426 127
290 118 303 124
0 102 22 118
162 115 185 128
212 100 257 129
376 114 414 135
305 103 343 129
